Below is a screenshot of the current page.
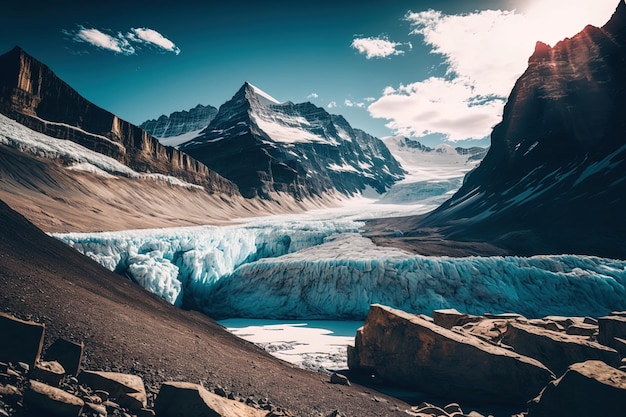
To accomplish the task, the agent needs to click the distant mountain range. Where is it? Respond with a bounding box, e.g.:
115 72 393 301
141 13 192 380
393 1 626 258
140 104 218 148
158 82 405 199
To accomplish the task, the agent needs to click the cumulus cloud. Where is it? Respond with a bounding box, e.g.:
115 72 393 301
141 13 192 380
369 77 503 141
351 36 408 59
368 0 618 142
127 27 181 55
327 101 337 109
65 25 180 55
307 93 319 99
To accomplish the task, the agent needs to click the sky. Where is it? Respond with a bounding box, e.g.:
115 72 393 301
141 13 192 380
0 0 620 147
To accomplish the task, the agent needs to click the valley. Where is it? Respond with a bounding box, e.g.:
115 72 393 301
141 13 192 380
1 2 626 416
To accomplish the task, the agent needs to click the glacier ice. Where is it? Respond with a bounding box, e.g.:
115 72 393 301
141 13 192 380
54 223 626 320
54 220 362 309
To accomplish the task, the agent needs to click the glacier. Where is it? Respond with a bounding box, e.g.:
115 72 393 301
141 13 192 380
53 220 362 308
54 225 626 320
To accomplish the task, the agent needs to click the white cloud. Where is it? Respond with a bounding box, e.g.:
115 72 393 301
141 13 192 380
128 28 181 55
65 25 180 55
369 0 618 142
369 77 503 141
307 93 319 99
67 26 136 55
351 36 407 59
327 101 337 109
345 99 365 108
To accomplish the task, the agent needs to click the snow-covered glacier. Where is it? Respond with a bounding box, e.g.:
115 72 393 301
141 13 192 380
54 224 626 320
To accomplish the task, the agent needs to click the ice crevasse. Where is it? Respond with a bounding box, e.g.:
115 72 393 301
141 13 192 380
54 223 626 320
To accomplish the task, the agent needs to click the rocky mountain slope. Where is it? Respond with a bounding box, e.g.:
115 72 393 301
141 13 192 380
376 1 626 259
140 103 218 147
180 82 405 199
0 198 409 417
0 46 235 193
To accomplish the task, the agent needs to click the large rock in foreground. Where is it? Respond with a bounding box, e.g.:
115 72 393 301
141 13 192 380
155 381 266 417
24 380 84 417
78 370 147 410
348 304 554 404
502 321 620 375
0 312 44 369
528 360 626 417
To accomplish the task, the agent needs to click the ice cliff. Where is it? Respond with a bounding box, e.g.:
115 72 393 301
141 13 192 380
54 225 626 320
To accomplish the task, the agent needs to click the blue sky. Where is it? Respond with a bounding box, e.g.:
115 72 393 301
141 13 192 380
0 1 620 147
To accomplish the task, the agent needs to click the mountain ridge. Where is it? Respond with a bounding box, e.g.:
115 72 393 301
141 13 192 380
180 82 405 199
140 103 218 144
0 46 237 194
369 0 626 259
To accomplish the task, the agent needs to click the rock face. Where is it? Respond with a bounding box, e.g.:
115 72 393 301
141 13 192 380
0 46 238 195
419 1 626 258
598 315 626 355
140 104 218 143
154 381 266 417
180 82 404 199
0 312 44 369
502 321 620 376
527 360 626 417
348 304 554 404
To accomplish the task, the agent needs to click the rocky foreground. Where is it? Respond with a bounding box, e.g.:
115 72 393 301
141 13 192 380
349 305 626 417
3 306 626 417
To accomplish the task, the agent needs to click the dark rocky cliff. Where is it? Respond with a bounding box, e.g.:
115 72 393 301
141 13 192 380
0 46 238 194
418 1 626 258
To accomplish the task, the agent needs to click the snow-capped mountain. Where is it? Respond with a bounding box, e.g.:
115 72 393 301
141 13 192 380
383 136 487 177
377 136 487 206
179 82 405 199
140 104 218 148
0 46 236 194
419 1 626 258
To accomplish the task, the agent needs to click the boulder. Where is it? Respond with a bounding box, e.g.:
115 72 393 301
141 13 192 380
502 322 620 376
458 318 510 345
566 323 597 337
24 380 84 417
349 305 554 404
0 312 44 369
598 315 626 351
528 360 626 417
526 319 564 332
432 309 480 330
329 372 350 386
31 360 65 386
154 381 266 417
44 339 84 376
541 316 578 328
78 370 146 410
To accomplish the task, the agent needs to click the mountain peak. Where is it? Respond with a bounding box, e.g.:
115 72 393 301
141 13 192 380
239 81 281 106
528 41 552 63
